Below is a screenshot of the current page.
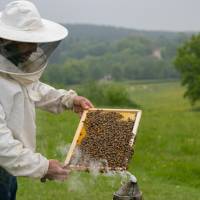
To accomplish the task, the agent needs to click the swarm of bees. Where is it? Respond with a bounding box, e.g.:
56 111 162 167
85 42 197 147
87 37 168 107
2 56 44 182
74 110 135 170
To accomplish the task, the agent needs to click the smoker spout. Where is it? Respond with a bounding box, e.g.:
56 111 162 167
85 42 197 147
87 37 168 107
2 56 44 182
113 175 143 200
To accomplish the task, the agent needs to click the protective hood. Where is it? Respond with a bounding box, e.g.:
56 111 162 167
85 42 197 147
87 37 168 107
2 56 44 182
0 40 60 85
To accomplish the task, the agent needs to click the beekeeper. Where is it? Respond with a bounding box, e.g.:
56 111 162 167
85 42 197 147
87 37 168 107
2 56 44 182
0 1 93 199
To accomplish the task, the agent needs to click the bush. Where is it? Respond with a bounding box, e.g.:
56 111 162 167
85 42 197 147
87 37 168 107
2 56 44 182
77 82 139 108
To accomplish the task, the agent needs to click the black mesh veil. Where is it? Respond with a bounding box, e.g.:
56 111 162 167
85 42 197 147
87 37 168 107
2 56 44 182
0 39 61 75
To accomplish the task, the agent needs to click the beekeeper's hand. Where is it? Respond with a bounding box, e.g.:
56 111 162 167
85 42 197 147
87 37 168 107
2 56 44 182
73 96 94 116
42 159 70 182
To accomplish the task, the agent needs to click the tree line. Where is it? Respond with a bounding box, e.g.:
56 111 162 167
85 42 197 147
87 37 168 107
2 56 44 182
42 24 191 85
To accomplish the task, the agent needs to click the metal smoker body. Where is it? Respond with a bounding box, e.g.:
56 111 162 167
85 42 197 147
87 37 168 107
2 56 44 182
113 175 143 200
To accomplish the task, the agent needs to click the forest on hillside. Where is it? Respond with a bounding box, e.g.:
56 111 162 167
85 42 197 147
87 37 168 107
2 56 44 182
43 24 192 85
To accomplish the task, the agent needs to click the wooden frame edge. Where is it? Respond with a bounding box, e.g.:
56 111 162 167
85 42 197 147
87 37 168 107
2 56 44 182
64 108 142 167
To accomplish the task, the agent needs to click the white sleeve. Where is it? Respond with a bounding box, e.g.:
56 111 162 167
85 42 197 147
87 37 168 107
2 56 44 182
0 104 49 178
34 82 78 113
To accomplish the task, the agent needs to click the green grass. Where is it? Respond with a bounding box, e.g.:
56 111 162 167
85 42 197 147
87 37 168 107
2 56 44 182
17 81 200 200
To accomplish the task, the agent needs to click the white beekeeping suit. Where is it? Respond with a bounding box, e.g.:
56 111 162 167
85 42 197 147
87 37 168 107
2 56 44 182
0 1 77 178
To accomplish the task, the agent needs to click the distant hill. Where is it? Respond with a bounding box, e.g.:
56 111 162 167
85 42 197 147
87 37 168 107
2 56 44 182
63 24 192 42
45 24 193 85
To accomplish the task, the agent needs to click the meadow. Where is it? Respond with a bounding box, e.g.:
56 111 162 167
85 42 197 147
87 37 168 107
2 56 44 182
17 81 200 200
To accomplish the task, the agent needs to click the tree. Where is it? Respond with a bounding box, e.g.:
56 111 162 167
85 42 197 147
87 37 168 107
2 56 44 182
174 34 200 104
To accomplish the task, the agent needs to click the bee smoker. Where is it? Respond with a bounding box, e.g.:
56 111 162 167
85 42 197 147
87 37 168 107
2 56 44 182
113 175 143 200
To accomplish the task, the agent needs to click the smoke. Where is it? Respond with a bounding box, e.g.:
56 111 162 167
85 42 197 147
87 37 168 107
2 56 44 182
56 143 71 158
69 147 135 178
67 172 86 193
88 159 109 176
69 146 85 166
118 171 137 184
69 147 109 174
65 146 137 194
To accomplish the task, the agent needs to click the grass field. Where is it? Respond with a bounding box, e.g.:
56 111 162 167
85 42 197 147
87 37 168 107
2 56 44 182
17 81 200 200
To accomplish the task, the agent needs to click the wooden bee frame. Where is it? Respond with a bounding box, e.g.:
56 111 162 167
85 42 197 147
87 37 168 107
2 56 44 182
64 108 142 171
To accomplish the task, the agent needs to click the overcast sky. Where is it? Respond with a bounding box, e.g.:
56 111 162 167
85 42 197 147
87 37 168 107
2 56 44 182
0 0 199 32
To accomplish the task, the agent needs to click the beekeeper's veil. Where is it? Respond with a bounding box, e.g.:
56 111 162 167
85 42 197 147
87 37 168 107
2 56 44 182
0 0 68 85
